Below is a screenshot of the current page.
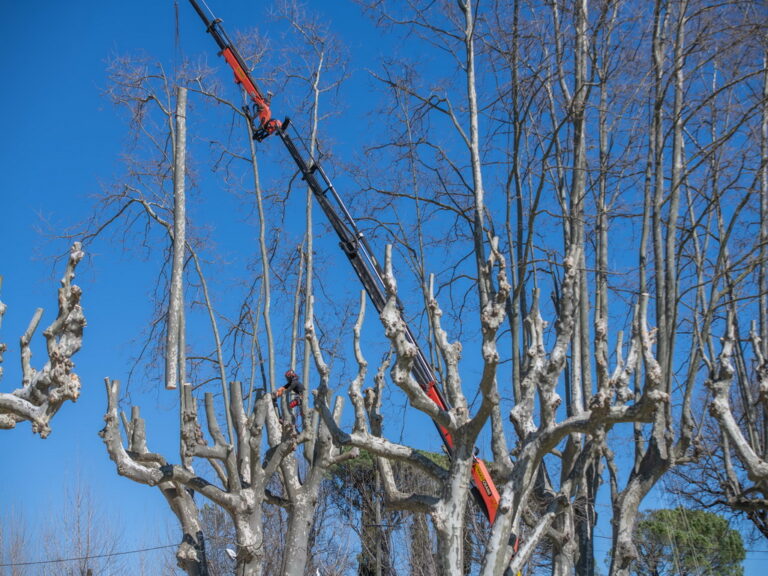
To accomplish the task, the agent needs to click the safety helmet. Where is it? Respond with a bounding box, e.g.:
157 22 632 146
285 369 296 379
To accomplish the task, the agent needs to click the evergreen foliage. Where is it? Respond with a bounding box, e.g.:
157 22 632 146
632 507 745 576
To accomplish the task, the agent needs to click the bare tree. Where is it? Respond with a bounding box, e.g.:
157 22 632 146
311 2 639 574
0 475 132 576
41 474 127 576
0 508 29 576
84 0 768 574
0 243 85 437
668 24 768 543
94 5 359 573
308 1 768 575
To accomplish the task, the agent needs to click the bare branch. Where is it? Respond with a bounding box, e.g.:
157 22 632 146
0 244 85 437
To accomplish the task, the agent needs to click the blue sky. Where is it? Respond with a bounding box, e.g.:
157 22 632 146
0 0 386 567
0 0 218 564
2 1 768 574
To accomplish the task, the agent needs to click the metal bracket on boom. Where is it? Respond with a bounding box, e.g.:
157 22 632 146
243 105 282 142
205 17 223 35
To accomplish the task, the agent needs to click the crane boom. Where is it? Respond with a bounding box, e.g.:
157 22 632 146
187 0 501 524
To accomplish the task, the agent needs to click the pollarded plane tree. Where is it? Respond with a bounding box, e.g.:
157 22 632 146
187 0 508 571
597 2 768 573
311 1 662 575
190 3 517 576
95 7 360 575
0 243 85 438
308 2 652 574
699 48 768 540
179 1 621 573
95 64 212 574
312 0 768 575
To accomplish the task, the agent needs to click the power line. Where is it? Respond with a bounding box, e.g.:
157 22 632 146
0 543 178 568
5 528 768 569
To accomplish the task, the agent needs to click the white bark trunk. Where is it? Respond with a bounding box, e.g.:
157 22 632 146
166 86 187 390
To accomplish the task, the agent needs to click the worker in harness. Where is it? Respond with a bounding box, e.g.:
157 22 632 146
273 369 304 426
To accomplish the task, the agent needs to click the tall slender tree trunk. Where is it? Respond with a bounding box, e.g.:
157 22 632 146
280 493 317 576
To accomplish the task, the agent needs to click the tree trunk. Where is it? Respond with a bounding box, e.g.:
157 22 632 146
410 513 438 576
166 85 186 391
281 493 317 576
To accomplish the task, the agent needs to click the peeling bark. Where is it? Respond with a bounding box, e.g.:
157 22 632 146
0 243 85 438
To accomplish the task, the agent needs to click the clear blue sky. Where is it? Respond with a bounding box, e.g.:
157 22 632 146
0 1 192 565
1 1 767 574
0 0 385 568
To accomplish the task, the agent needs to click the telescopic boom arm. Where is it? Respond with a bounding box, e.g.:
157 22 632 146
187 0 279 141
186 0 501 524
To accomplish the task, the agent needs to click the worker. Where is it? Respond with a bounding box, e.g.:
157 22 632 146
274 369 304 424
